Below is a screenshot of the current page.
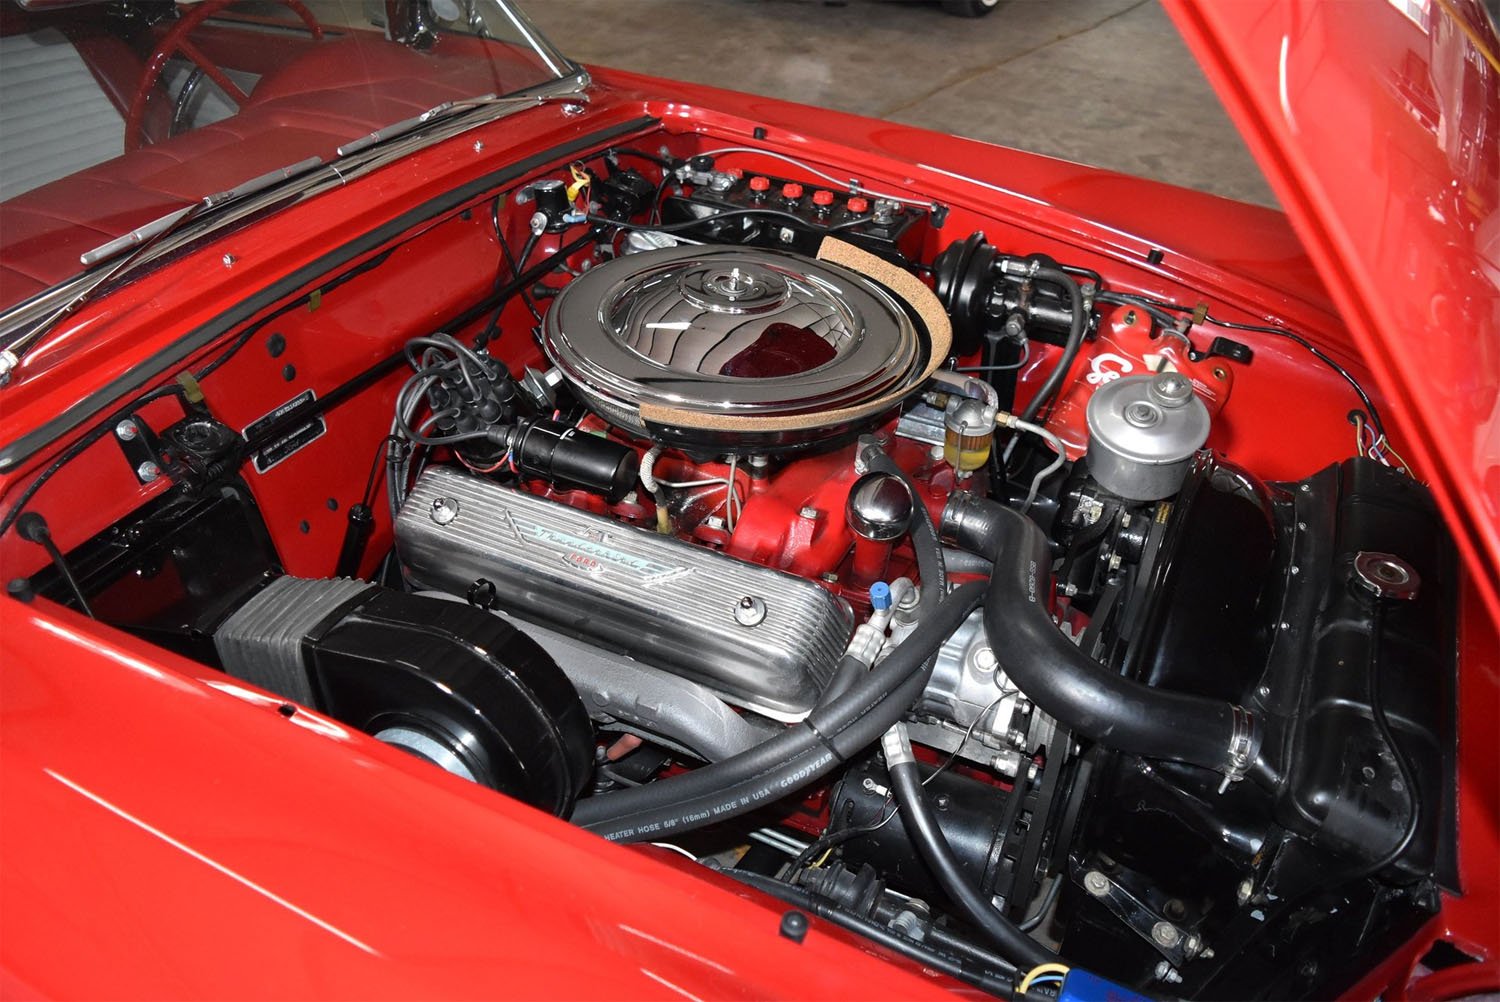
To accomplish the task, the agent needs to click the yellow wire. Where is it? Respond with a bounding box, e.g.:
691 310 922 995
1018 963 1071 994
1379 436 1414 475
812 845 834 869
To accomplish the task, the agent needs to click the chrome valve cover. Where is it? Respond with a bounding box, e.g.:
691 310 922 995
395 466 852 719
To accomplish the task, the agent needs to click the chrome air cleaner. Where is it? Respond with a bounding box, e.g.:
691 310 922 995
543 242 945 452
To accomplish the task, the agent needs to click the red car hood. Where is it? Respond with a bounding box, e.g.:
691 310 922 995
1164 0 1500 622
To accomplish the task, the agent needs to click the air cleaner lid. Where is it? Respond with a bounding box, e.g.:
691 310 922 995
542 245 927 446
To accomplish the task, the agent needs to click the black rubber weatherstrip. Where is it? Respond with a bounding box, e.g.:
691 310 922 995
0 115 659 474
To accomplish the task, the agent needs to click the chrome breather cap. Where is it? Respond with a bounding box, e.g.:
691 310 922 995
847 471 915 542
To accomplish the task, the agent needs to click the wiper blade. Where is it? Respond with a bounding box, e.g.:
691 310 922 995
4 83 590 385
0 155 330 387
202 154 325 208
79 155 325 268
336 99 469 157
78 206 197 269
334 90 589 158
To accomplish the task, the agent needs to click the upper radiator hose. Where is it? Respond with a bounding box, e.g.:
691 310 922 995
943 493 1260 783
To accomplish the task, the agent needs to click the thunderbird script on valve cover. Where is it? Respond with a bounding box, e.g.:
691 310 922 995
0 0 1496 999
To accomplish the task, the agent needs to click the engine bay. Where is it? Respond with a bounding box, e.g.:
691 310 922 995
5 127 1462 999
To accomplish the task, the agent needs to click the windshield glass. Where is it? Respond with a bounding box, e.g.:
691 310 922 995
0 0 574 310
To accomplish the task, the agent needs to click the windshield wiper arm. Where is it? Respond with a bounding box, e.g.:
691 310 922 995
335 90 588 158
203 154 326 209
3 83 591 385
337 100 468 157
77 206 198 269
79 155 325 269
1 155 328 387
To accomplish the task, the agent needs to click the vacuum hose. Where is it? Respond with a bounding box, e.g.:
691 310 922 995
1016 264 1086 423
944 492 1260 779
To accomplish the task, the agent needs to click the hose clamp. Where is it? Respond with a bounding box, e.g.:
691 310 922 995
880 724 916 768
1218 705 1259 793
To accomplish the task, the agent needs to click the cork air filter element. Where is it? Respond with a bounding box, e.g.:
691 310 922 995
543 240 948 452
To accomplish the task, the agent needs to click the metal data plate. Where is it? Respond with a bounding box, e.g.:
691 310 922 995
395 466 851 719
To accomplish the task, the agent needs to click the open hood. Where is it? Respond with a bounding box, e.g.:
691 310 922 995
1164 0 1500 622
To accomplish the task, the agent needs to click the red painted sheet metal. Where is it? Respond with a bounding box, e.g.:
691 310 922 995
0 600 960 999
1162 0 1500 623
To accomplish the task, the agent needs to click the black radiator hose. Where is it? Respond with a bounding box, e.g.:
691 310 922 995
944 493 1260 778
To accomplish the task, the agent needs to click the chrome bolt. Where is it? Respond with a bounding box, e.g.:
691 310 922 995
473 140 484 153
799 506 819 520
1152 921 1182 948
1083 871 1110 897
733 595 767 627
136 461 161 482
991 750 1023 778
222 254 235 268
1237 878 1254 904
1154 962 1183 985
1150 371 1193 405
115 420 138 442
430 497 460 525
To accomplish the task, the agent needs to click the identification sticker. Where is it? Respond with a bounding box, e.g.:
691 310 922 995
244 389 326 474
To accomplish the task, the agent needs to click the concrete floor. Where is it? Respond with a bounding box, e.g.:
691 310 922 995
520 0 1278 208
